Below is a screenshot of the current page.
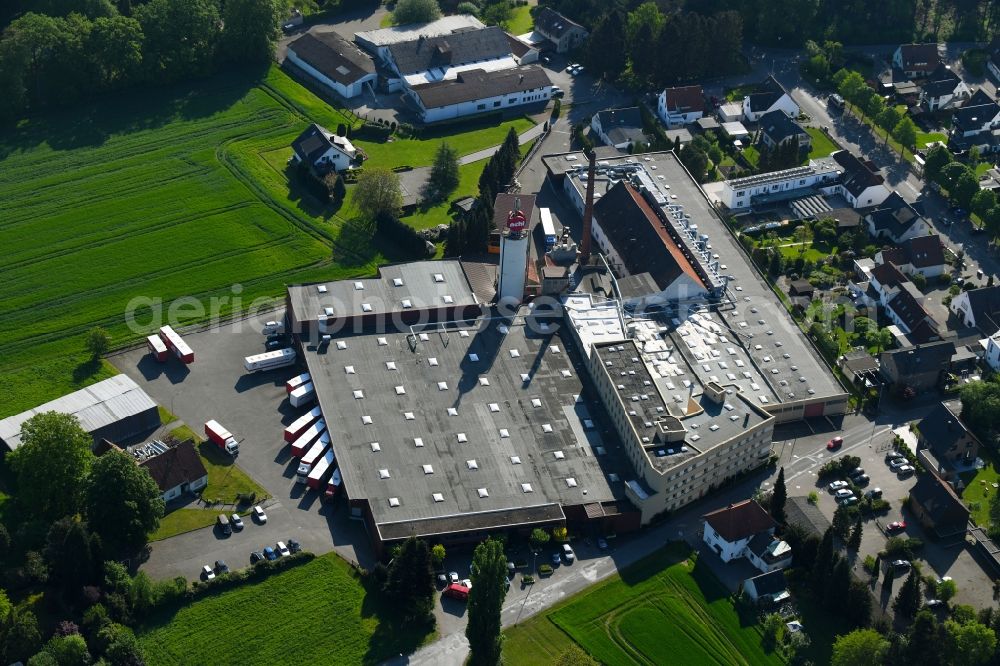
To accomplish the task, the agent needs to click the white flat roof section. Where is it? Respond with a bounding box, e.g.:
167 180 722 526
354 15 485 48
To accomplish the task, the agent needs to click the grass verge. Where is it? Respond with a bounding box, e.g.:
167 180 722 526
150 508 219 541
806 127 838 158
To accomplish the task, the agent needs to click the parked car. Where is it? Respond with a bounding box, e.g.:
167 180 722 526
892 559 912 571
461 578 472 589
288 539 301 554
838 495 859 506
885 451 905 463
551 87 564 98
214 560 229 574
835 488 854 499
574 66 585 75
217 513 232 536
443 583 470 601
263 546 277 561
562 544 575 562
508 562 516 577
828 480 849 492
826 436 844 451
449 571 460 584
276 541 290 557
231 514 244 531
897 465 915 477
250 550 265 564
853 474 871 486
265 338 285 351
253 505 267 523
437 573 448 587
887 520 907 532
926 599 946 608
201 565 216 581
865 488 883 500
889 458 908 471
551 552 561 565
848 467 865 479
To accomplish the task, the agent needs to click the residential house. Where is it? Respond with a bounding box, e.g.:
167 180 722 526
718 102 743 123
875 234 947 278
838 349 880 388
138 441 208 502
406 66 551 123
743 570 790 604
822 150 891 208
893 43 941 79
980 167 1000 192
983 331 1000 370
658 85 705 128
591 107 646 150
758 109 811 152
987 38 1000 82
695 116 721 133
864 192 931 242
783 495 832 539
721 121 751 143
383 26 512 79
742 75 799 123
879 340 955 392
916 400 980 482
869 262 941 342
908 473 971 539
950 285 1000 334
664 127 694 147
532 7 588 53
291 123 358 173
920 66 970 112
702 500 792 573
592 181 709 306
788 278 815 299
948 90 1000 154
286 31 377 99
823 207 863 231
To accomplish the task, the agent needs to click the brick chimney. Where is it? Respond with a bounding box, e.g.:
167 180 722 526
580 149 595 262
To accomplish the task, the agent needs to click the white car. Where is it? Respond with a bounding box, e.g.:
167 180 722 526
461 578 472 589
828 480 849 492
889 458 908 471
253 505 267 523
276 541 290 557
231 513 244 531
201 565 216 581
449 571 459 584
896 465 915 477
834 488 853 499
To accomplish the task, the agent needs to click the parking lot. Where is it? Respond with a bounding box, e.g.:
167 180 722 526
111 314 374 581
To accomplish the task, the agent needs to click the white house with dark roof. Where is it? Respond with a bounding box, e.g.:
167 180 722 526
864 191 931 242
757 109 811 151
920 66 970 112
893 43 941 79
657 85 704 128
291 123 357 172
532 7 588 53
702 500 791 573
949 90 1000 154
950 285 1000 334
406 66 551 122
820 150 890 208
875 234 946 278
988 38 1000 81
286 31 377 99
591 107 646 150
742 75 799 123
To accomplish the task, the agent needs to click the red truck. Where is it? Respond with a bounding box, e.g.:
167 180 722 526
204 419 240 456
306 450 336 489
146 334 168 362
290 421 326 457
158 325 194 364
284 406 322 442
323 468 342 500
285 373 311 394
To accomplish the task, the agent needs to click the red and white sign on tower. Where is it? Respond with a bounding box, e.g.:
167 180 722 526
506 209 527 236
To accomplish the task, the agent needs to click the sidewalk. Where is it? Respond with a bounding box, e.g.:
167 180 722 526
459 122 548 165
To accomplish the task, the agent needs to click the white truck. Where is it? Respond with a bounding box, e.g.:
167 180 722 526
205 420 240 456
244 348 296 373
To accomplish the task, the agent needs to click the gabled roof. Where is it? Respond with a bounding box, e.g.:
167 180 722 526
662 85 704 114
759 109 807 144
921 66 962 98
871 261 908 290
139 441 208 493
703 499 776 542
411 66 550 109
288 31 375 85
291 123 354 164
783 495 831 538
533 7 586 39
959 285 1000 334
918 400 976 457
866 191 921 237
593 181 705 293
386 25 511 75
953 100 1000 134
831 150 885 197
880 340 955 377
746 569 787 596
880 234 945 269
897 43 940 73
887 283 935 335
595 107 645 146
909 473 970 530
746 75 790 113
967 89 995 106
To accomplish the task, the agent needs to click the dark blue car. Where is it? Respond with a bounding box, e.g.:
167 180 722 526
263 546 278 561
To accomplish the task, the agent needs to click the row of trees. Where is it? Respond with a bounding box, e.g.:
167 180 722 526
924 145 1000 235
445 127 520 256
833 69 919 155
0 0 287 122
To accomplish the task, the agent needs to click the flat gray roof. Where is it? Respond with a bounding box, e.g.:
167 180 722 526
0 375 157 450
304 314 628 536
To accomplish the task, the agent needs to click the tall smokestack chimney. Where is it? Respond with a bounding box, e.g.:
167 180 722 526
580 149 595 262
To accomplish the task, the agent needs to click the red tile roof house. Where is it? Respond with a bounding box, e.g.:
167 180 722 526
702 500 792 573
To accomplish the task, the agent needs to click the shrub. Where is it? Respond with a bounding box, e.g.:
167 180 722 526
817 455 862 479
521 574 534 585
807 491 819 504
880 536 923 560
863 555 877 574
551 98 561 120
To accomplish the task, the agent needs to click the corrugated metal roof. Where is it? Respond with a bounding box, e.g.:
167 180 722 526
0 375 157 451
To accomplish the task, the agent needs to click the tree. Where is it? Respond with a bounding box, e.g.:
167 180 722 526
586 10 626 79
679 145 709 182
892 116 918 154
960 379 1000 443
847 520 862 551
936 577 957 602
553 644 599 666
466 538 507 666
456 1 480 15
831 629 889 666
835 70 867 107
384 537 435 623
86 326 110 358
392 0 441 25
428 142 460 201
771 467 786 523
944 619 997 665
529 528 550 551
222 0 285 63
1 609 42 665
332 175 347 202
39 633 91 666
923 144 953 185
811 527 835 594
352 168 403 220
9 412 93 522
45 518 102 598
85 450 163 551
952 169 980 209
876 106 901 140
972 189 998 221
905 610 943 666
845 579 873 627
894 567 922 620
431 544 446 569
89 15 144 87
135 0 222 83
100 623 145 666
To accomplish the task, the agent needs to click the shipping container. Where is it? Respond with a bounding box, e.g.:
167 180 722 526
299 433 330 468
204 419 239 456
283 406 322 442
146 335 168 362
158 325 194 364
539 207 557 249
244 348 296 373
290 420 326 457
306 450 336 489
288 382 316 408
323 467 342 500
285 373 312 394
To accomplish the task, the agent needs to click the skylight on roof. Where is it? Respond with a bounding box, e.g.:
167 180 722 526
460 330 469 338
353 390 364 399
395 385 406 395
317 284 328 293
388 497 399 507
447 407 458 416
419 333 429 341
371 442 381 452
457 433 468 443
337 341 347 350
362 415 373 424
477 488 489 498
553 450 565 460
542 424 553 433
354 281 364 290
386 361 397 370
422 464 434 474
511 456 521 464
433 273 445 283
499 429 510 438
509 349 521 358
469 353 479 362
393 278 404 287
561 370 572 378
521 483 533 493
377 337 387 346
362 303 372 312
566 477 578 488
489 403 500 412
531 398 541 407
324 306 335 316
428 357 438 366
520 373 530 382
438 381 448 391
379 469 390 479
467 459 478 470
404 412 415 420
443 295 454 304
401 299 412 308
479 377 490 386
550 345 561 353
432 493 444 502
345 365 355 374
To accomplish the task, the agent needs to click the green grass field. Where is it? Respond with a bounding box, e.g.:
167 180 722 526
805 127 838 158
139 553 434 665
0 64 531 418
961 447 1000 527
507 4 534 34
503 543 782 666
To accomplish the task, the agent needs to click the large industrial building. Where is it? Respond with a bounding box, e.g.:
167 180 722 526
0 375 160 451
